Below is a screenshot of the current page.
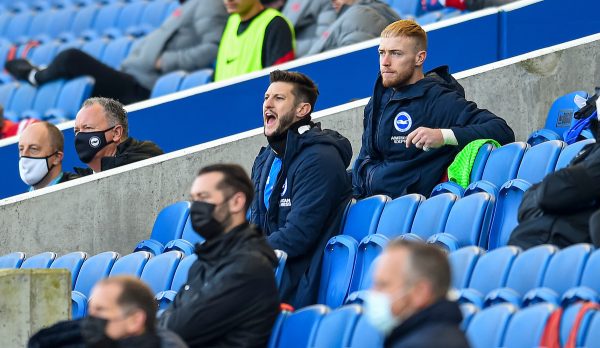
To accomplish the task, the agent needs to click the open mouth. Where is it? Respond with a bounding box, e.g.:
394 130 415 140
265 111 277 126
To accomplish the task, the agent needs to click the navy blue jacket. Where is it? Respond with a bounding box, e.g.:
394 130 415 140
250 122 353 308
385 299 470 348
352 66 515 198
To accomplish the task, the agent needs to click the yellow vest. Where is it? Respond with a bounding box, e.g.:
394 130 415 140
214 9 294 82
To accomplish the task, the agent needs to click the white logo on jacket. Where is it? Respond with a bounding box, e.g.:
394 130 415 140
394 112 412 133
281 179 288 196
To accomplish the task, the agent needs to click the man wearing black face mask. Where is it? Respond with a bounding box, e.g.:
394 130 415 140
158 164 280 348
73 97 163 175
249 70 352 308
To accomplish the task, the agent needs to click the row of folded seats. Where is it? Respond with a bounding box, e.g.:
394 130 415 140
0 0 151 13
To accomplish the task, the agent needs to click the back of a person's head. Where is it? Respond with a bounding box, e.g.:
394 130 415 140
387 239 450 300
82 97 129 137
269 70 320 117
197 163 254 211
381 20 428 51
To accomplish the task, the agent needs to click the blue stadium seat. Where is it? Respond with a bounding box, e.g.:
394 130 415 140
274 249 287 288
163 214 205 255
274 305 329 348
527 128 562 146
0 252 26 268
108 251 151 277
460 303 479 331
100 36 132 69
430 181 464 198
155 253 196 309
544 91 588 137
465 303 516 348
165 1 179 18
583 311 600 347
457 246 520 308
20 252 57 269
312 305 362 348
135 201 191 255
126 0 169 36
515 140 564 184
555 139 595 170
268 310 291 348
466 142 528 196
44 8 76 39
0 12 12 36
73 251 119 298
150 70 186 98
179 69 213 90
487 179 532 249
44 76 94 122
501 303 556 348
0 83 18 113
449 246 485 290
5 11 33 43
522 243 593 307
562 248 600 305
348 310 383 348
560 302 598 347
60 4 98 40
485 244 557 308
390 0 423 17
81 38 108 59
416 10 442 25
114 1 145 33
375 193 424 239
82 2 123 40
50 251 87 288
6 83 37 120
318 235 359 308
56 40 83 55
341 195 389 242
349 234 389 294
140 250 183 295
428 192 495 250
22 80 65 120
72 290 88 318
29 42 60 66
403 193 457 241
27 11 53 41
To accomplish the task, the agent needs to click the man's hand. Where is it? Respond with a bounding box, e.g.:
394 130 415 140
405 127 444 151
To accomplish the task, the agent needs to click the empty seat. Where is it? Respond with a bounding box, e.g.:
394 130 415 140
44 76 94 122
151 70 186 98
100 36 133 69
583 311 600 347
347 311 384 348
20 251 57 269
460 303 479 330
163 214 205 255
559 302 599 347
5 11 33 42
63 4 98 38
91 2 123 33
29 41 60 66
0 252 26 268
73 251 119 298
6 83 37 120
126 0 169 36
0 83 18 114
114 1 146 32
390 0 423 17
404 193 457 241
274 305 329 348
487 179 532 249
135 201 191 255
555 139 595 170
108 251 151 277
179 69 213 90
468 142 528 195
318 235 358 308
428 192 494 250
22 80 65 119
268 310 291 348
375 193 424 239
562 248 600 305
27 11 53 40
155 253 196 309
349 234 389 294
50 251 87 288
466 303 516 348
341 195 389 242
449 246 485 290
501 303 556 348
516 140 564 184
81 38 108 59
544 91 588 137
45 8 76 39
312 305 362 348
140 250 183 294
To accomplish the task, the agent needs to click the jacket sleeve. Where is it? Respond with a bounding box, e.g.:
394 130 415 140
267 148 350 257
351 99 373 198
159 2 227 73
433 88 515 147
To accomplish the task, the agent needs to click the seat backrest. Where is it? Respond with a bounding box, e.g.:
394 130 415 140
348 310 384 348
116 1 146 30
180 215 205 245
516 140 564 184
46 8 76 38
468 246 520 295
501 303 556 348
140 251 183 294
505 244 557 296
542 243 593 296
444 192 495 248
74 251 119 297
138 0 168 28
318 235 358 308
375 193 424 239
409 193 457 240
50 251 87 288
449 246 485 289
108 251 151 277
68 4 98 35
0 83 17 109
559 302 598 347
341 195 389 242
93 2 123 32
276 305 329 348
31 80 64 114
460 303 479 331
311 305 362 348
544 91 588 135
466 303 516 348
150 71 186 98
5 11 32 41
101 36 133 69
349 234 389 293
390 0 421 17
150 201 191 245
583 311 600 346
470 143 495 183
0 252 26 268
52 76 95 119
81 38 108 59
578 248 600 294
487 179 531 249
480 142 528 188
179 69 213 90
20 252 57 269
170 253 197 291
9 83 37 115
27 11 53 37
555 139 595 170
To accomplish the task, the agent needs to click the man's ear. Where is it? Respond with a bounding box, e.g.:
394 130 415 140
53 151 64 165
229 192 247 214
415 50 427 67
296 103 312 119
111 125 124 143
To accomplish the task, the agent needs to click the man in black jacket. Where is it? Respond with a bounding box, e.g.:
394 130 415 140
352 20 514 199
73 97 163 175
249 70 353 308
159 164 280 348
364 240 469 348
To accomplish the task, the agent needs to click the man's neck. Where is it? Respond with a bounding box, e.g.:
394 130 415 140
239 3 265 21
223 216 247 233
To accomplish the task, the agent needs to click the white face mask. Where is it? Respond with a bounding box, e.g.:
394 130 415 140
363 289 408 336
19 153 55 186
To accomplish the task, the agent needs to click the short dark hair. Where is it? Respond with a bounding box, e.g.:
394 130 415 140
387 240 450 300
269 70 319 118
197 164 254 211
83 97 129 137
97 276 157 333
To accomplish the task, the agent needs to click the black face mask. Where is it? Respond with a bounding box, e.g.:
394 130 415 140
80 315 115 347
75 126 115 163
190 201 227 241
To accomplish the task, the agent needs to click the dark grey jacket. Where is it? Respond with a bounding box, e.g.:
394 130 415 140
307 0 399 55
282 0 336 57
121 0 228 90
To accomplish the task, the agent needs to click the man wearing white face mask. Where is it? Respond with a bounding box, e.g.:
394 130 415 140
18 122 79 191
364 240 469 348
